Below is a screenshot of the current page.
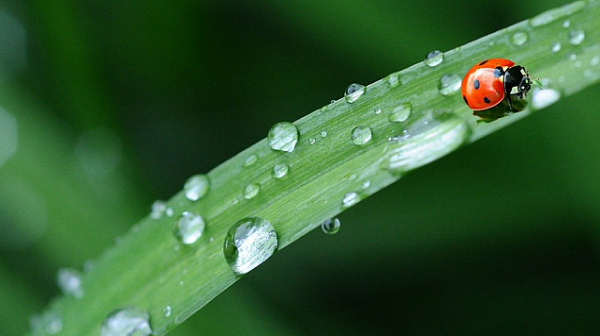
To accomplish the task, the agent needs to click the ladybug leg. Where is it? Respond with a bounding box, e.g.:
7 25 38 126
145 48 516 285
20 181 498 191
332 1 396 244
506 94 514 112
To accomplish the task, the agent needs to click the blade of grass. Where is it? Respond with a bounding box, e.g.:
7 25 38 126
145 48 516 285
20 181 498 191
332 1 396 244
33 1 600 335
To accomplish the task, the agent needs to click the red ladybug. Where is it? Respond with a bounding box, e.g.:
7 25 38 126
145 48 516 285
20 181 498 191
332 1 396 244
461 58 532 122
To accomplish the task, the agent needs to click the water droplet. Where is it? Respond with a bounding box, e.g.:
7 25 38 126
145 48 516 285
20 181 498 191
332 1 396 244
30 311 62 335
424 50 444 67
150 200 167 220
568 53 577 61
574 61 582 68
272 163 289 179
100 307 152 336
57 268 84 299
166 207 174 217
268 122 299 153
344 83 366 103
551 42 562 53
351 126 372 145
163 306 172 318
568 29 585 45
342 192 360 208
243 183 261 199
308 137 316 145
438 74 462 96
531 88 561 110
223 217 278 276
184 174 210 201
388 103 412 123
175 212 205 244
584 69 594 78
388 73 400 88
83 260 95 273
320 130 328 137
243 155 258 167
362 180 371 189
321 218 341 235
563 19 571 28
373 107 382 115
558 76 565 83
510 31 529 46
591 56 600 66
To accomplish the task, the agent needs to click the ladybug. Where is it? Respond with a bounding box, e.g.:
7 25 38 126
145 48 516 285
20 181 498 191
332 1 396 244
461 58 532 122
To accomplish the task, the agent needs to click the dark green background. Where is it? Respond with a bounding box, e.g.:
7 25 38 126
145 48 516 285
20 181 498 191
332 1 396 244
1 0 599 335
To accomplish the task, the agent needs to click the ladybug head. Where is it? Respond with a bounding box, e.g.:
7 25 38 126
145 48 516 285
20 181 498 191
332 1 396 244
505 65 531 99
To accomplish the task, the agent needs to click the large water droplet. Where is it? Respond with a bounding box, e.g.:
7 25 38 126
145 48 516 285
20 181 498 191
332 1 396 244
344 83 366 103
30 311 62 335
57 268 84 299
243 183 261 199
184 174 210 201
342 192 360 208
388 103 412 123
351 126 372 145
150 200 167 220
268 122 299 152
510 31 529 46
272 163 289 179
321 218 341 235
100 308 152 336
531 88 561 110
424 50 444 67
551 42 562 53
438 74 462 96
568 29 585 45
223 217 278 276
175 212 205 244
243 155 258 167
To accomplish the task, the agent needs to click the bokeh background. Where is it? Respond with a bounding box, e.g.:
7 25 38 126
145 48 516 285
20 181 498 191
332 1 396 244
1 0 600 335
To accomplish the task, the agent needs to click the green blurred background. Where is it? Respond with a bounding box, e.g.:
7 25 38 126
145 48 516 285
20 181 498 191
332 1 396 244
1 0 600 335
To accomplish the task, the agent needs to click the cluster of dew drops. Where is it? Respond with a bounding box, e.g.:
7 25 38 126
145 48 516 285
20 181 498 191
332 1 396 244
33 7 599 334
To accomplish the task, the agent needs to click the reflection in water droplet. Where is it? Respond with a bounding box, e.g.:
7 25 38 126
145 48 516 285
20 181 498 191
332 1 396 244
351 126 372 145
344 83 366 103
342 192 360 208
57 268 84 299
272 163 289 179
100 307 152 336
388 103 412 123
184 174 210 201
321 218 341 235
568 29 585 45
268 122 299 152
243 155 258 167
243 183 261 199
510 31 529 46
175 212 205 245
438 74 462 96
424 50 444 67
531 88 561 110
551 42 562 53
163 306 172 317
223 217 278 276
30 310 62 335
150 200 167 220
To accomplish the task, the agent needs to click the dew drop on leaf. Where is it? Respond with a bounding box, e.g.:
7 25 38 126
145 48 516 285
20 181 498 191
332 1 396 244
268 122 299 152
351 126 372 145
321 218 341 235
344 83 366 103
100 307 152 336
184 174 210 201
223 217 278 276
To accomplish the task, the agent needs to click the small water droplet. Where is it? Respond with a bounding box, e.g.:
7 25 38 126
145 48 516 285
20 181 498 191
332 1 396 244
163 306 172 317
568 53 577 61
373 107 382 115
150 200 167 220
321 218 341 235
591 56 600 66
584 69 594 78
568 29 585 45
344 83 366 103
362 180 371 189
272 163 289 179
342 192 360 208
243 155 258 167
424 50 444 67
388 73 400 88
551 42 562 53
320 130 328 137
563 19 571 28
166 207 174 217
510 31 529 46
308 137 316 145
224 217 278 276
388 102 412 123
574 61 582 68
179 280 184 286
175 212 205 244
100 307 152 336
232 198 239 205
558 76 565 83
83 260 95 273
268 122 299 152
184 174 210 201
57 268 84 299
531 88 561 110
30 311 62 335
243 183 261 199
438 74 462 96
351 126 372 145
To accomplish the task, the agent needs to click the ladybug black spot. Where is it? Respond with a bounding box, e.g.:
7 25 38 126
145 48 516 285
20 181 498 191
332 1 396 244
483 97 491 104
473 79 480 90
479 60 489 66
493 67 503 78
463 95 469 105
